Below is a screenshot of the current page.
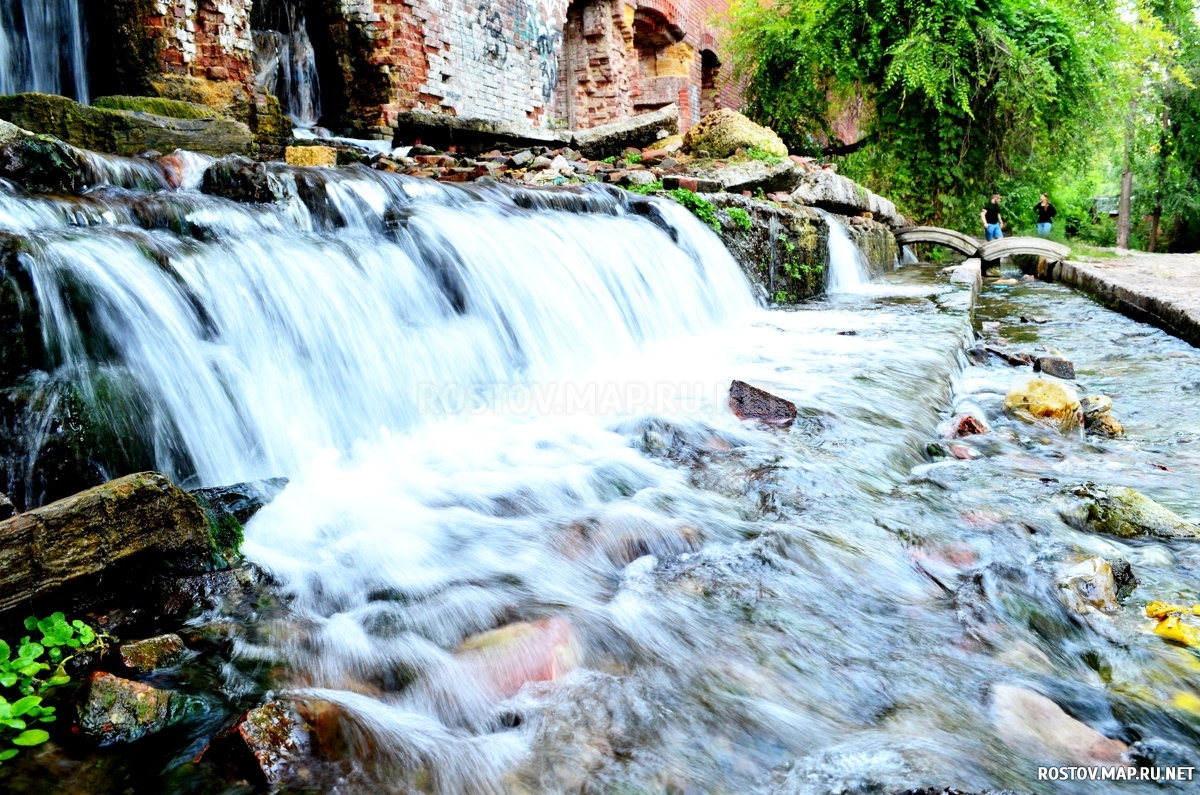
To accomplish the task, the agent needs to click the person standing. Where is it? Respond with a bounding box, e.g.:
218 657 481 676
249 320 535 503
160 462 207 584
981 194 1004 241
1034 193 1057 237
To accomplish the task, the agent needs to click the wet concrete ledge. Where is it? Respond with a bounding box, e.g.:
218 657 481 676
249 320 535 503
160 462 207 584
1047 257 1200 348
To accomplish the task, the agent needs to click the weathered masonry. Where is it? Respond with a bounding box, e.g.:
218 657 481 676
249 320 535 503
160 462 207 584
81 0 739 142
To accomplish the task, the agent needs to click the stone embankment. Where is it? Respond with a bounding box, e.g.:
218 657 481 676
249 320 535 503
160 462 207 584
1041 252 1200 347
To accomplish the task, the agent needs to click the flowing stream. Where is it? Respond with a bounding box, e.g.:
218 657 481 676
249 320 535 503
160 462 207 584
0 165 1198 793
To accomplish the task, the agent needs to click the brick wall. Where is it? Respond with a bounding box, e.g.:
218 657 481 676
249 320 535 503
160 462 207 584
148 0 255 85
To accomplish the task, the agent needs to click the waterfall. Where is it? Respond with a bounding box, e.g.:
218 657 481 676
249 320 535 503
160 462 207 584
0 0 88 102
4 173 755 491
819 208 872 293
253 0 322 128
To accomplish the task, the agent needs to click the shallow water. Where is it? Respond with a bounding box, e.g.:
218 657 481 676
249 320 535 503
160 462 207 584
1 168 1198 792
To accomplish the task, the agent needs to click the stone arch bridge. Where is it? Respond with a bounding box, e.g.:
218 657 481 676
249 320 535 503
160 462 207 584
894 226 1071 268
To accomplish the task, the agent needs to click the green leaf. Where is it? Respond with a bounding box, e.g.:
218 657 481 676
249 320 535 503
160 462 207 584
0 639 9 661
12 729 49 746
10 696 40 717
17 642 43 660
17 662 46 677
22 617 36 632
0 748 18 761
1 718 26 730
44 675 70 688
0 673 16 688
77 627 95 645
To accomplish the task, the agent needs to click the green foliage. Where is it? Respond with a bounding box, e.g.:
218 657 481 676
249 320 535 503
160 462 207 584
92 95 218 120
727 0 1121 228
625 152 643 164
727 207 754 231
745 146 783 164
668 188 721 231
0 613 107 764
623 179 664 195
599 156 617 164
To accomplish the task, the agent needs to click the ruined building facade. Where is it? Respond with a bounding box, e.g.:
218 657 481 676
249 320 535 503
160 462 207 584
82 0 739 142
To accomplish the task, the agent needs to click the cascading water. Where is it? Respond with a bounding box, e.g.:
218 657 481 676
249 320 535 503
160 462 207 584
0 0 88 102
253 0 322 128
2 156 1199 793
820 208 873 293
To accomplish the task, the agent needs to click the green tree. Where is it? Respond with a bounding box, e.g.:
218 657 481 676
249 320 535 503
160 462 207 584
727 0 1122 228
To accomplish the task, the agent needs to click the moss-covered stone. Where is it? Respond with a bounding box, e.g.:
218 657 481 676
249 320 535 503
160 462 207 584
1075 485 1200 539
77 671 199 745
682 109 788 159
0 118 84 194
92 95 219 120
0 92 252 158
149 75 290 154
119 633 189 673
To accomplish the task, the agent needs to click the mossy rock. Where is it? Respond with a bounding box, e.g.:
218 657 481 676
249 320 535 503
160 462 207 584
0 92 251 158
92 95 220 120
1074 485 1200 539
682 109 788 159
0 118 84 193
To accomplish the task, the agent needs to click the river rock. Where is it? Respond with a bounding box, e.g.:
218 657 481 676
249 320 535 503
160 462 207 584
1034 356 1075 380
284 145 337 167
728 380 797 426
119 633 189 673
709 159 801 194
77 671 198 745
1072 484 1200 539
201 155 295 204
682 109 787 159
1085 411 1125 437
1079 394 1113 417
0 92 252 158
455 618 580 698
210 700 314 788
619 169 660 188
1058 556 1120 613
0 472 212 614
1003 375 1082 432
940 413 989 438
990 683 1129 768
0 118 85 193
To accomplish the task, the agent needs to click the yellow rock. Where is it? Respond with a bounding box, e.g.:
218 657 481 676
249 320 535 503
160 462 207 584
285 145 337 167
1152 615 1200 647
1004 375 1082 432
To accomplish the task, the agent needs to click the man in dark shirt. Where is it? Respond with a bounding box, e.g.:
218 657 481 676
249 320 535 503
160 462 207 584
980 194 1003 241
1035 193 1057 237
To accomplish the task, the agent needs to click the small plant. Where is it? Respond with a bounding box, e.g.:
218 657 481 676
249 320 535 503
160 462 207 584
624 179 663 195
668 188 720 232
754 187 766 200
625 152 643 164
599 156 617 164
0 613 109 764
727 207 753 231
746 146 783 164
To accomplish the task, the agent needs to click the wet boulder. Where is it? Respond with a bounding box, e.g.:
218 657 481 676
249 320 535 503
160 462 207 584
682 109 787 159
939 413 989 439
285 145 337 167
77 671 199 745
119 633 189 673
455 618 581 699
1058 556 1121 613
203 700 314 788
1080 394 1124 437
0 472 212 614
789 168 904 226
200 155 296 205
990 683 1129 768
0 118 84 194
1003 375 1082 433
1070 484 1200 539
1034 355 1075 380
571 104 679 160
728 380 797 426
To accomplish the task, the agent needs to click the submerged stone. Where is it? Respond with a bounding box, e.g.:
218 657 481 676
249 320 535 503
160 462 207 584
1072 484 1200 539
990 683 1129 768
455 617 580 698
728 379 797 426
1058 556 1121 613
120 633 189 673
78 671 198 745
1034 355 1076 380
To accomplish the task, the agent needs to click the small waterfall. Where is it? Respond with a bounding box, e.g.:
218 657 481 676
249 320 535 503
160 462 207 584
819 209 872 293
5 174 755 490
253 0 322 128
0 0 88 102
